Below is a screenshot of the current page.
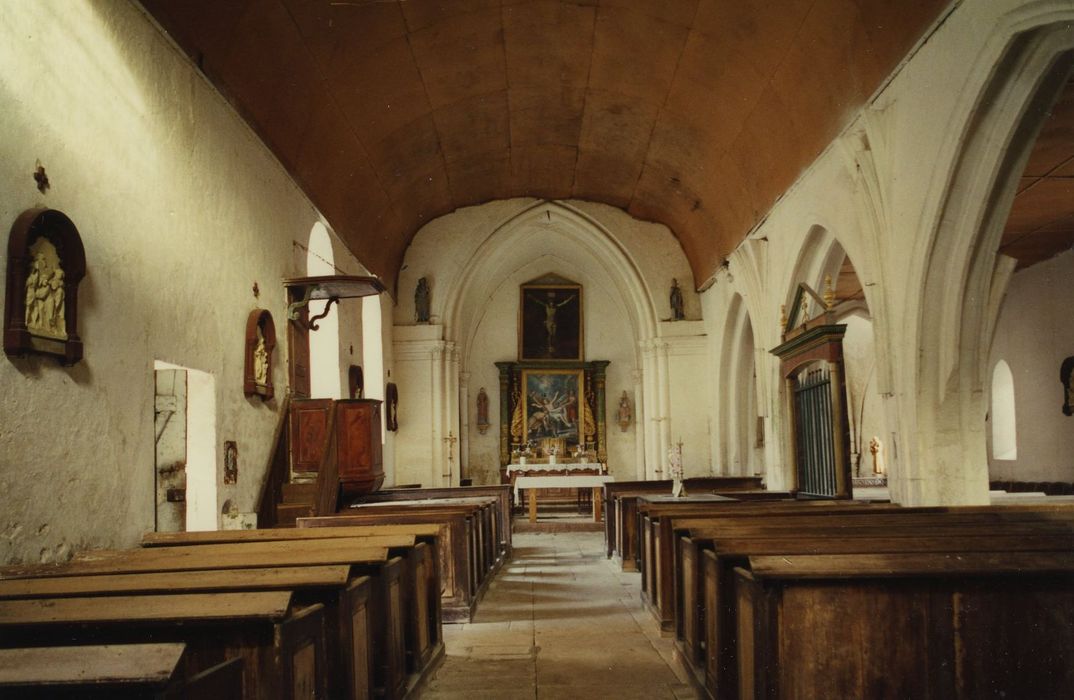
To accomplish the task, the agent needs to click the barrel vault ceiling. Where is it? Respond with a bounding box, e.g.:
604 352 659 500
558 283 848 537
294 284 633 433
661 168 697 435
141 0 952 291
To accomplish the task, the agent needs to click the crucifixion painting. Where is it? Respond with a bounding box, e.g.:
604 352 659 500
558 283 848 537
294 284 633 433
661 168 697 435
520 282 582 361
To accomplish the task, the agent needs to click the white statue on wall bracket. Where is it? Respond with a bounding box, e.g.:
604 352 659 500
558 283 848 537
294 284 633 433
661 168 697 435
669 440 685 498
24 238 66 339
253 326 269 385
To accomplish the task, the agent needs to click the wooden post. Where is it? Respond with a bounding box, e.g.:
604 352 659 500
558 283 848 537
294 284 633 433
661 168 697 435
592 488 603 522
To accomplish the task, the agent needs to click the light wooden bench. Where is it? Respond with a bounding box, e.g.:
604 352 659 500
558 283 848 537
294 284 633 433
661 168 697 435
0 644 243 699
0 591 324 700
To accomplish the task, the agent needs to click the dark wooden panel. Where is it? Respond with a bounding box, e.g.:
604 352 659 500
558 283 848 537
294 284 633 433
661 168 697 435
290 399 332 474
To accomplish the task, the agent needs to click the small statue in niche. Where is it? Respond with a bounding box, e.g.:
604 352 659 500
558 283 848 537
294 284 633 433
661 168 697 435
415 277 431 323
1061 357 1074 417
253 326 269 385
670 278 685 321
476 387 490 434
617 391 632 432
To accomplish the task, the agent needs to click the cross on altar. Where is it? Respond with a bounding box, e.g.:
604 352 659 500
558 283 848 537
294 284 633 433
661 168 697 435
442 431 457 478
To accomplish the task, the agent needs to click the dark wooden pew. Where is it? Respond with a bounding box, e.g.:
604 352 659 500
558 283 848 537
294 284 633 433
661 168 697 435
0 590 326 700
348 499 501 583
0 644 243 699
603 477 765 566
300 504 490 623
351 485 513 557
737 549 1074 699
669 507 1074 699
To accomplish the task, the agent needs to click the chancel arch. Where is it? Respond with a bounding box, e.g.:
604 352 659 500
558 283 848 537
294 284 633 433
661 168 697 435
393 199 702 488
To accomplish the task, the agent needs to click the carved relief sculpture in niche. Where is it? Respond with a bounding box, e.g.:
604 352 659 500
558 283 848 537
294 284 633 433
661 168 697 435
4 209 86 364
385 382 399 431
243 309 276 400
476 387 491 434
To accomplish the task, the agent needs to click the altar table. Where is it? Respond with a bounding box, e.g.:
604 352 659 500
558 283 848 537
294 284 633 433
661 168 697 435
514 475 616 523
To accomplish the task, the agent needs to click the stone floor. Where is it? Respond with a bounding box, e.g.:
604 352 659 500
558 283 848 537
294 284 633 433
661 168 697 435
420 529 699 699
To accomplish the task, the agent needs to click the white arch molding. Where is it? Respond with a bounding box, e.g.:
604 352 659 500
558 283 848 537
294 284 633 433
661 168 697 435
911 7 1074 505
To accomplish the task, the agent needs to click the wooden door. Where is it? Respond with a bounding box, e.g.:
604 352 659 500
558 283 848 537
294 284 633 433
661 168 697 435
337 399 384 495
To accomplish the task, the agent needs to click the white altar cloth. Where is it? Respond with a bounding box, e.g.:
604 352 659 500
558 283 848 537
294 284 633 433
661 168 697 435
513 474 616 500
506 462 605 475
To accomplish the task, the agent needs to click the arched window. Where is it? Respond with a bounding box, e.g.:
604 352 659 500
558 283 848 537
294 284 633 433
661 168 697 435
991 360 1017 460
363 295 386 438
307 222 341 399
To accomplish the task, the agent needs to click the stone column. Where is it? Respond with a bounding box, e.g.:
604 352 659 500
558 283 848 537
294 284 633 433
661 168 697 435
656 339 672 476
459 368 471 482
431 343 445 485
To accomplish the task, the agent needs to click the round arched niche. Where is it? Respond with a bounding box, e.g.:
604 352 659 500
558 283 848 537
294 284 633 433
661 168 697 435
4 208 87 365
243 309 277 400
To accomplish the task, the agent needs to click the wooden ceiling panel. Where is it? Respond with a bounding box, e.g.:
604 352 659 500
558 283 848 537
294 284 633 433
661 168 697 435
577 90 660 161
693 0 813 77
1003 178 1074 236
509 87 586 147
292 103 375 218
1023 81 1074 177
509 144 578 200
664 34 767 153
503 1 595 91
212 2 321 167
325 38 430 149
433 92 511 164
364 116 444 196
572 150 641 208
142 0 950 287
587 7 688 105
598 0 700 28
445 153 513 208
400 0 501 33
408 10 507 109
140 0 252 70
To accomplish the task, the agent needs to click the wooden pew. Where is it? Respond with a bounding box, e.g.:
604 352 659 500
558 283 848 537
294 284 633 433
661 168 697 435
603 477 765 566
300 506 488 623
348 499 501 583
736 550 1074 699
0 537 411 700
0 644 243 699
139 524 445 685
670 507 1074 699
352 485 513 557
0 591 326 700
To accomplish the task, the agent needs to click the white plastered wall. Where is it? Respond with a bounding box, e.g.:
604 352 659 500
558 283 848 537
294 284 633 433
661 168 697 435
392 199 707 487
987 249 1074 482
0 0 375 563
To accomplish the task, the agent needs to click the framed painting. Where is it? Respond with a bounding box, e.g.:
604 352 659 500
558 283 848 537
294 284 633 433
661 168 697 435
522 369 585 448
519 283 582 361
